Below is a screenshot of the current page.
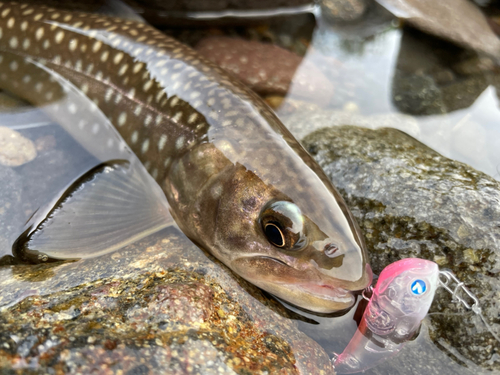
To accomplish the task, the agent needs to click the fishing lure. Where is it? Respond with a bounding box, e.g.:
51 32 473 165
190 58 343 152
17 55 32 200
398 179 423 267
334 258 439 373
333 258 500 374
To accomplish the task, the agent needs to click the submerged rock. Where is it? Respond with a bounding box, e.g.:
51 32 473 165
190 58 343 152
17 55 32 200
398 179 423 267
0 228 334 374
0 127 36 167
195 36 334 105
320 0 369 23
302 125 500 371
376 0 500 59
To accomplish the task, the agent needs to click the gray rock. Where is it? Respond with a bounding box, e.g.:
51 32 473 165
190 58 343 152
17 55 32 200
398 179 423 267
302 125 500 371
376 0 500 59
0 228 334 374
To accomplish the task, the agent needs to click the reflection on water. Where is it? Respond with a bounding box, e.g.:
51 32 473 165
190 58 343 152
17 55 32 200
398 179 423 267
282 7 500 180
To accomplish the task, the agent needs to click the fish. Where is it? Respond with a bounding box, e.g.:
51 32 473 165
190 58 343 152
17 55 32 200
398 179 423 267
0 1 371 313
334 258 439 373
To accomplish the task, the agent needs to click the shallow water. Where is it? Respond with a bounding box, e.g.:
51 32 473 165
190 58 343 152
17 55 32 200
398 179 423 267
0 1 499 374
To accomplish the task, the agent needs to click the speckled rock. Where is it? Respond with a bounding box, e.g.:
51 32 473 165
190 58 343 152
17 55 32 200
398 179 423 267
302 126 500 371
376 0 500 59
195 36 334 105
0 126 36 167
0 228 334 374
281 108 419 140
0 166 23 260
320 0 369 23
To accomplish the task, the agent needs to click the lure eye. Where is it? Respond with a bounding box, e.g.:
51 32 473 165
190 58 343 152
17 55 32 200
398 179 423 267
260 201 306 250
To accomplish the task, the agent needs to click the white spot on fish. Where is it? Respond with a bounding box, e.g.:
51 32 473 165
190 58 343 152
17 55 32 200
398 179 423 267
131 131 138 144
22 38 30 50
117 112 127 127
81 83 89 94
55 30 64 44
100 51 109 62
6 17 14 28
158 134 167 151
118 64 128 76
155 115 162 125
170 97 179 107
92 41 102 52
133 62 143 73
144 115 152 126
68 39 78 51
134 105 142 116
141 139 150 154
9 36 17 48
104 88 113 102
9 61 17 71
188 113 198 124
78 120 86 129
143 80 153 92
1 8 11 18
92 123 100 134
43 40 50 50
172 112 182 123
107 138 114 148
175 136 184 150
35 27 44 41
45 91 53 100
68 103 77 114
35 82 43 92
113 52 124 64
22 75 31 83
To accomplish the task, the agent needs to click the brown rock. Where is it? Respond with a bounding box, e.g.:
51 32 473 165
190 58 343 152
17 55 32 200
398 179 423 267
196 36 334 105
376 0 500 59
0 228 335 374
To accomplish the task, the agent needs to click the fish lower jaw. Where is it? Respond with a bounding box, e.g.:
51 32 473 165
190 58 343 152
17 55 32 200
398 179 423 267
292 283 354 303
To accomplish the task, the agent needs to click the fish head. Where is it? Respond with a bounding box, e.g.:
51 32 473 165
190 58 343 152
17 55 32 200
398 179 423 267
208 164 372 314
366 258 440 336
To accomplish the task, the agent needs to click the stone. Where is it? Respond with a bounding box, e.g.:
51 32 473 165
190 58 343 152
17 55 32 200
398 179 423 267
376 0 500 59
320 0 369 23
302 125 500 371
281 108 419 140
0 127 36 167
0 228 334 374
196 36 334 105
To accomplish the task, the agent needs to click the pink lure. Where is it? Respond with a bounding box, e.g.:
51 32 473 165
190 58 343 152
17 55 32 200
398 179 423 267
334 258 439 373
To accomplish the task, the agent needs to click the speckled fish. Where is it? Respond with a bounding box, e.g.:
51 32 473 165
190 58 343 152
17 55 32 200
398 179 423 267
0 1 371 313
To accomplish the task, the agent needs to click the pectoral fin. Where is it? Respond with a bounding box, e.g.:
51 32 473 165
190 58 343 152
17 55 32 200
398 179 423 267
13 160 173 263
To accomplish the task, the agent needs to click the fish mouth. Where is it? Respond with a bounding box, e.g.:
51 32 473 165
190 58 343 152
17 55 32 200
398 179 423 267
238 255 355 301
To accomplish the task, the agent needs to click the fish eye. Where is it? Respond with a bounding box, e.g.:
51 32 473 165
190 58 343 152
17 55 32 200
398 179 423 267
264 222 285 248
260 201 306 250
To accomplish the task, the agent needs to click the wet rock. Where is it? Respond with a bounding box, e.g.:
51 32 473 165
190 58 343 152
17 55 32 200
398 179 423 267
0 166 23 259
392 71 446 115
376 0 500 59
0 127 36 167
281 108 419 140
196 36 334 105
320 0 369 23
0 228 334 374
302 125 500 371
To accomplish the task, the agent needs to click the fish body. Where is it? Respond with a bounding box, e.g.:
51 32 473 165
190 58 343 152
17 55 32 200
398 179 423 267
334 258 439 373
0 1 371 313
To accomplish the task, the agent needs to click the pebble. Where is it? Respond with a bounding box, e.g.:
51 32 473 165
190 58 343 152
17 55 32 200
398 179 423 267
0 127 36 167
